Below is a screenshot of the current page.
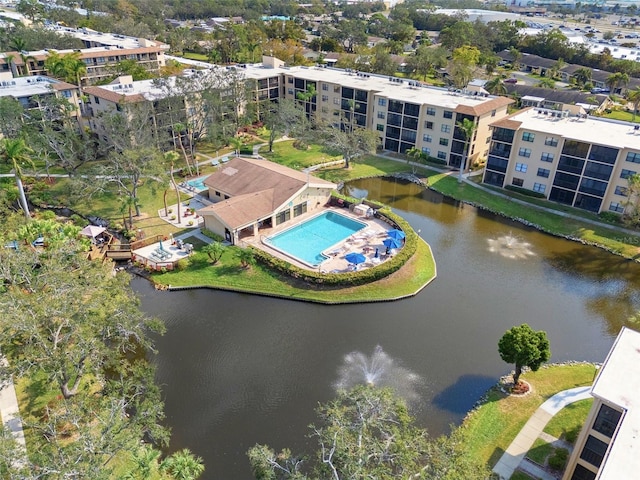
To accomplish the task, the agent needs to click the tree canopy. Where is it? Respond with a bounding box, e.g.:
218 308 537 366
498 324 551 385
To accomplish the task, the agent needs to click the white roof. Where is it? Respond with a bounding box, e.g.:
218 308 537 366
0 75 67 98
591 327 640 480
45 25 168 50
503 108 640 151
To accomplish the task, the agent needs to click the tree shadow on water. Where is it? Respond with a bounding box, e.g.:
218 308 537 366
432 374 498 415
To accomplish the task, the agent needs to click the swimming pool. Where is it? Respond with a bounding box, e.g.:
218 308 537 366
185 175 210 192
265 211 367 267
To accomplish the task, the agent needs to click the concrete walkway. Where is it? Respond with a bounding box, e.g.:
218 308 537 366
0 354 27 466
492 386 591 480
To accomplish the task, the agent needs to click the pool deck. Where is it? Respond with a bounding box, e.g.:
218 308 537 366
243 207 402 273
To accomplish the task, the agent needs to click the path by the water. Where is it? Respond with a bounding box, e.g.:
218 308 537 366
492 386 592 480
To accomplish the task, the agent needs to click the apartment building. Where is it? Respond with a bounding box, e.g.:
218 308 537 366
281 66 512 170
562 326 640 480
0 75 81 128
79 57 513 171
484 108 640 214
0 43 166 84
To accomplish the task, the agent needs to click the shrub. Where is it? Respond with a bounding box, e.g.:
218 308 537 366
598 211 621 223
70 214 85 226
504 185 546 198
37 210 57 220
548 448 569 471
175 258 190 271
187 220 194 226
170 215 176 221
200 229 224 242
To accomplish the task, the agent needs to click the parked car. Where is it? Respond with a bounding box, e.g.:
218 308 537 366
504 77 518 84
591 87 610 94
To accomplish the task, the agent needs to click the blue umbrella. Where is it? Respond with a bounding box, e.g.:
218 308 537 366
159 239 164 251
345 252 366 265
387 229 405 240
383 237 402 249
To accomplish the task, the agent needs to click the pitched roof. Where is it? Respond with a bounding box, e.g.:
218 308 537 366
83 85 146 104
505 84 605 105
199 157 336 229
455 96 514 117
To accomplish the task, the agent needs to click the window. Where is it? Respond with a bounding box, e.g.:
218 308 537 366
541 152 554 162
287 88 294 95
377 111 385 119
593 404 622 438
562 140 590 158
512 177 524 187
621 169 637 179
293 202 307 217
437 151 446 160
94 96 100 104
615 185 629 196
522 132 535 142
439 138 449 146
322 83 328 91
589 145 618 164
443 110 453 119
215 191 221 197
275 209 291 225
376 124 384 131
486 136 491 144
422 147 431 155
626 152 640 163
545 137 558 147
321 106 328 113
533 182 546 193
610 202 624 213
569 464 596 480
321 95 328 102
518 148 531 158
580 435 608 468
491 109 496 117
424 121 433 130
378 98 387 106
423 134 432 143
515 162 528 173
426 107 436 116
333 98 340 105
537 168 550 178
287 77 293 84
441 124 451 133
62 90 72 98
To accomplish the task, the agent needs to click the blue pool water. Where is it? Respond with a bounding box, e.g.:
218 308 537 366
185 175 210 191
266 211 366 266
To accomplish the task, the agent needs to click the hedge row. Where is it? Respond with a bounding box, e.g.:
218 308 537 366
252 206 418 286
505 185 546 198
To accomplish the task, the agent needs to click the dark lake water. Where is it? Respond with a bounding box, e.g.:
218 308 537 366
134 177 640 479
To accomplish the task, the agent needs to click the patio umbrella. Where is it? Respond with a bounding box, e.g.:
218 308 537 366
79 225 106 238
159 239 164 251
374 248 379 258
387 229 405 240
345 252 366 265
383 237 402 250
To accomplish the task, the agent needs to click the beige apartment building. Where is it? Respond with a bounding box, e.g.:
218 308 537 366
80 57 515 172
563 326 640 480
0 75 81 134
484 108 640 214
281 65 513 171
0 43 166 84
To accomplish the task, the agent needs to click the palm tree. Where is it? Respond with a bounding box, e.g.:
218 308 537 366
627 86 640 122
1 138 34 219
573 67 592 88
173 122 193 175
606 72 630 95
236 248 255 268
123 446 162 480
406 146 424 174
160 448 205 480
484 77 507 95
537 77 556 90
19 52 36 76
455 118 477 183
508 47 522 71
165 151 182 220
4 53 18 77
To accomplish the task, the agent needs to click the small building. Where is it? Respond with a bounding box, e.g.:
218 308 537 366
198 157 337 244
563 327 640 480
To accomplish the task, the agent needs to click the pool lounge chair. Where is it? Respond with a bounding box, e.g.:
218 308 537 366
211 159 220 166
221 156 230 163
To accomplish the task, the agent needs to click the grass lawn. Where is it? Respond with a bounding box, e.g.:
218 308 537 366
510 471 537 480
526 437 554 465
316 156 433 183
544 398 593 443
180 51 208 61
601 110 640 123
259 140 342 169
152 237 436 303
457 363 597 469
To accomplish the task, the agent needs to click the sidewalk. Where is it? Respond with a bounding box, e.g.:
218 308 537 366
0 354 27 466
492 386 591 480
